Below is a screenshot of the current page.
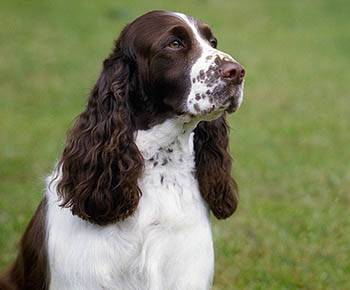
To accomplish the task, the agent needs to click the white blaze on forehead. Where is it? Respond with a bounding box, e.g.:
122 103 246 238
172 13 242 115
173 13 237 62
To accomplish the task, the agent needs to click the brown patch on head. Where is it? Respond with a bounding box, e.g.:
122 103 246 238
120 11 204 125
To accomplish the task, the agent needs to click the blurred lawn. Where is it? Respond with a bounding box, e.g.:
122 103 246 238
1 0 349 289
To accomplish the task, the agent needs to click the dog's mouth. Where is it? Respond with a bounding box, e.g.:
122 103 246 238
183 82 243 117
220 84 243 113
221 95 242 113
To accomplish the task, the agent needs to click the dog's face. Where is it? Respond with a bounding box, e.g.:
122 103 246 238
124 11 245 121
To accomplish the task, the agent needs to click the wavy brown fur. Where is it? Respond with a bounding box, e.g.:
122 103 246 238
194 113 238 219
56 38 144 226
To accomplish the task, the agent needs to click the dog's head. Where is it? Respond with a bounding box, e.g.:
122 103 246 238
115 10 245 126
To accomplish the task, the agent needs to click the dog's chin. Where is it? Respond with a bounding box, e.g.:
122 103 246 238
225 98 241 113
220 95 242 114
181 92 243 124
219 83 244 113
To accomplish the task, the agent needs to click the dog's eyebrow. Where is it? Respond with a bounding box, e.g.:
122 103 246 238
198 24 214 40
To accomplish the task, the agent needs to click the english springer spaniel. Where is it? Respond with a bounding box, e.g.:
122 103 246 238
0 10 245 290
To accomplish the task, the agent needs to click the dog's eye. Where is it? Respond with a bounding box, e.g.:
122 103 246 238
169 40 183 49
210 38 217 48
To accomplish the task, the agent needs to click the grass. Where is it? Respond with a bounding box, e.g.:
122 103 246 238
1 0 349 289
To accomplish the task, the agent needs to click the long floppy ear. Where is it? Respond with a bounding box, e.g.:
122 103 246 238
56 43 144 225
194 113 238 219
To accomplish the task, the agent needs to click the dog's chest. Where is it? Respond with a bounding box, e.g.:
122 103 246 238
47 128 214 289
136 139 206 223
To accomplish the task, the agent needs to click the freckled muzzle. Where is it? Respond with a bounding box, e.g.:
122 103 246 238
217 59 245 113
192 56 245 115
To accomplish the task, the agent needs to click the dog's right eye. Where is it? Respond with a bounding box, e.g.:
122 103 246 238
210 38 218 48
169 40 183 49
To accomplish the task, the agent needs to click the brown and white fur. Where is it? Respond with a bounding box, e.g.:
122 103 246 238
0 10 245 290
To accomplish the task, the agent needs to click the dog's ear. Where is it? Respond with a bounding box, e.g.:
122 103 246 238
194 113 238 219
56 39 144 225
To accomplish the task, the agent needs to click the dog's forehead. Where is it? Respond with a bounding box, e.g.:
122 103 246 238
130 11 212 41
130 11 186 32
171 12 214 39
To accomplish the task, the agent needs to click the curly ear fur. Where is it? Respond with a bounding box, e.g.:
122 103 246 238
56 43 144 226
194 113 238 219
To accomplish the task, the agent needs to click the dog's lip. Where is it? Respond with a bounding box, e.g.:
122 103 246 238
221 84 243 112
226 103 239 113
221 95 241 113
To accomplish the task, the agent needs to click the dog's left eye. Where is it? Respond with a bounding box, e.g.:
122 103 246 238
210 38 217 48
169 40 183 49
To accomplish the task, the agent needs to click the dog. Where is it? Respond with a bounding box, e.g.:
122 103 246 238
0 10 245 290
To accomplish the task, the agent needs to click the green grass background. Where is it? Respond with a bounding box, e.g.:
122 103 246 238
1 0 349 289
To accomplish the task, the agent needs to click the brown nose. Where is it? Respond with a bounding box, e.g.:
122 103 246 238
220 62 245 85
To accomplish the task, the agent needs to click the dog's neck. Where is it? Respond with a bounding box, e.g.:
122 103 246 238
135 116 197 163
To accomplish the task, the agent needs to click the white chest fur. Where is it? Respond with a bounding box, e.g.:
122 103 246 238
46 118 214 290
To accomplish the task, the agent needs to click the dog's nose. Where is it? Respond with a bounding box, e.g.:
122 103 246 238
220 62 245 85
